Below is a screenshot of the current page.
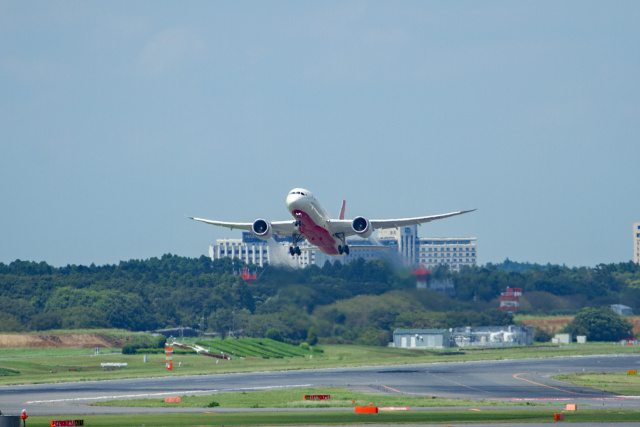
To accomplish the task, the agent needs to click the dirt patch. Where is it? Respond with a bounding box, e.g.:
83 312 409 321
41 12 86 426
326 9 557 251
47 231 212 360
628 317 640 335
0 334 117 348
520 316 640 335
520 317 573 333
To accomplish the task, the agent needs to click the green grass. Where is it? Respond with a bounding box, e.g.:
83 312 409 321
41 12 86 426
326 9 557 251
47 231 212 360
0 367 20 376
20 409 640 426
93 387 544 408
193 338 316 359
0 347 121 359
555 372 640 395
2 341 640 386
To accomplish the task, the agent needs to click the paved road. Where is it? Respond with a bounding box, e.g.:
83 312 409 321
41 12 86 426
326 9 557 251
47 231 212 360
1 354 639 417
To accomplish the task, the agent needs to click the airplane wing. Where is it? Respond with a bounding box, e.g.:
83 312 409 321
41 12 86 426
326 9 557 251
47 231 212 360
189 217 253 231
326 209 476 237
188 217 299 237
369 209 476 230
270 220 299 237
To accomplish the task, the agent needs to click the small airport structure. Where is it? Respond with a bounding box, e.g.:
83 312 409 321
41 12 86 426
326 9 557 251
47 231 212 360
392 325 534 349
611 304 634 316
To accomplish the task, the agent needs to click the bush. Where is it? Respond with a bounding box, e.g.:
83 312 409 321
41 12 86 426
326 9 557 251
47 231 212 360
154 335 167 348
135 347 164 354
206 401 220 408
0 367 20 376
534 328 553 343
121 343 140 355
353 326 390 346
265 328 283 342
299 342 310 350
563 307 633 342
306 326 318 346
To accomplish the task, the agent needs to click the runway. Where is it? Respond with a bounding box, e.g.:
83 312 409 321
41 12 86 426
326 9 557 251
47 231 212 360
1 354 639 416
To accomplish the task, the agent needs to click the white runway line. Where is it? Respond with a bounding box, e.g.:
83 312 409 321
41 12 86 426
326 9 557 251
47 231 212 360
26 383 313 404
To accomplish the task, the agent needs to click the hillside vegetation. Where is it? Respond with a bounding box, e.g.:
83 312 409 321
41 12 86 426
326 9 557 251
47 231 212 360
1 255 639 344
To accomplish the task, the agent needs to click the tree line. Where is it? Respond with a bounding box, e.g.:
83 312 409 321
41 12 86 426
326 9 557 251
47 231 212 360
0 255 638 344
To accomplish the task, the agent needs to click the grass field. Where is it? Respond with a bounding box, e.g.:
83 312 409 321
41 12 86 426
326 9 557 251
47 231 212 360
3 334 640 426
20 409 640 426
2 341 640 386
554 372 640 395
92 386 547 408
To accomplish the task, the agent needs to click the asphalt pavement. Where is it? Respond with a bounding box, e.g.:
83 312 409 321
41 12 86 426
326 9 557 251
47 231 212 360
1 353 639 419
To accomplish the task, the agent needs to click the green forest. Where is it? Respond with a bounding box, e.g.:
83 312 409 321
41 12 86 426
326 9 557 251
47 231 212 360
1 255 639 345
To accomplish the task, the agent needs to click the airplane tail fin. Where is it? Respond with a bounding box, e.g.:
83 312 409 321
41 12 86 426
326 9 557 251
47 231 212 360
339 200 346 220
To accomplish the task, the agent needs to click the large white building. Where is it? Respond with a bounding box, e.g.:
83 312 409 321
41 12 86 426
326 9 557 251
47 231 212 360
634 223 640 265
209 227 476 270
377 226 477 270
209 233 316 267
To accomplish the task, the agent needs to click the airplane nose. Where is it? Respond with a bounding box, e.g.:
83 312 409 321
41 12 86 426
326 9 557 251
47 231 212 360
286 193 298 205
286 193 303 211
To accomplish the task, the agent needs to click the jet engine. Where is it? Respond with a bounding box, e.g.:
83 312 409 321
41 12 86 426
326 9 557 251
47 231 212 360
352 216 373 238
252 219 273 240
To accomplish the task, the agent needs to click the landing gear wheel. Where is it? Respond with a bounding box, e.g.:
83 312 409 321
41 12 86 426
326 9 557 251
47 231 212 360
344 245 350 255
295 247 301 256
289 246 296 256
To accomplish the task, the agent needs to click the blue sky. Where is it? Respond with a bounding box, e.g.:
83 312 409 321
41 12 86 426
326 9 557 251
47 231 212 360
1 1 639 268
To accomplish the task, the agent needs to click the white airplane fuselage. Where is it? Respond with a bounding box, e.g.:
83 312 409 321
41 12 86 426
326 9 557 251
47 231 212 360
286 188 341 255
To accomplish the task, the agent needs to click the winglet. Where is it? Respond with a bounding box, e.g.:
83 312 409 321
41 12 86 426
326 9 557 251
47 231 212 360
339 200 346 220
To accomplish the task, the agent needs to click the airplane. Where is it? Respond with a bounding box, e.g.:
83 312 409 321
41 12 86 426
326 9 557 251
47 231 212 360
190 188 475 257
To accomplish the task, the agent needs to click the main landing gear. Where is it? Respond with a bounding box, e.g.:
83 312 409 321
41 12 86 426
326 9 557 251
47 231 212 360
336 233 349 255
338 245 350 255
289 233 302 257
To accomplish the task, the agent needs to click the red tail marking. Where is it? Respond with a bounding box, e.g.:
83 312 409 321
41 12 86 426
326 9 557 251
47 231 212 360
339 200 346 220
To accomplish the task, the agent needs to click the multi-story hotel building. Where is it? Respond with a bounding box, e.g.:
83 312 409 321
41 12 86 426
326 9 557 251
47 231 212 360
208 226 476 270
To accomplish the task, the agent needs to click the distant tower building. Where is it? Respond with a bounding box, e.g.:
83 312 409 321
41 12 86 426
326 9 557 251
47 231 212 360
411 265 432 289
634 223 640 265
499 287 522 313
378 226 477 271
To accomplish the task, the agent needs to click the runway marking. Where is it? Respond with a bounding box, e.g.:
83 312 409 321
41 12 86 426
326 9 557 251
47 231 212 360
425 371 490 394
380 384 433 396
381 371 489 396
513 373 583 395
25 384 312 404
511 396 640 401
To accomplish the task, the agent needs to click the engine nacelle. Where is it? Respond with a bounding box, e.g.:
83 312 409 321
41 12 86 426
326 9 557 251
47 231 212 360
252 219 273 241
352 216 373 238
